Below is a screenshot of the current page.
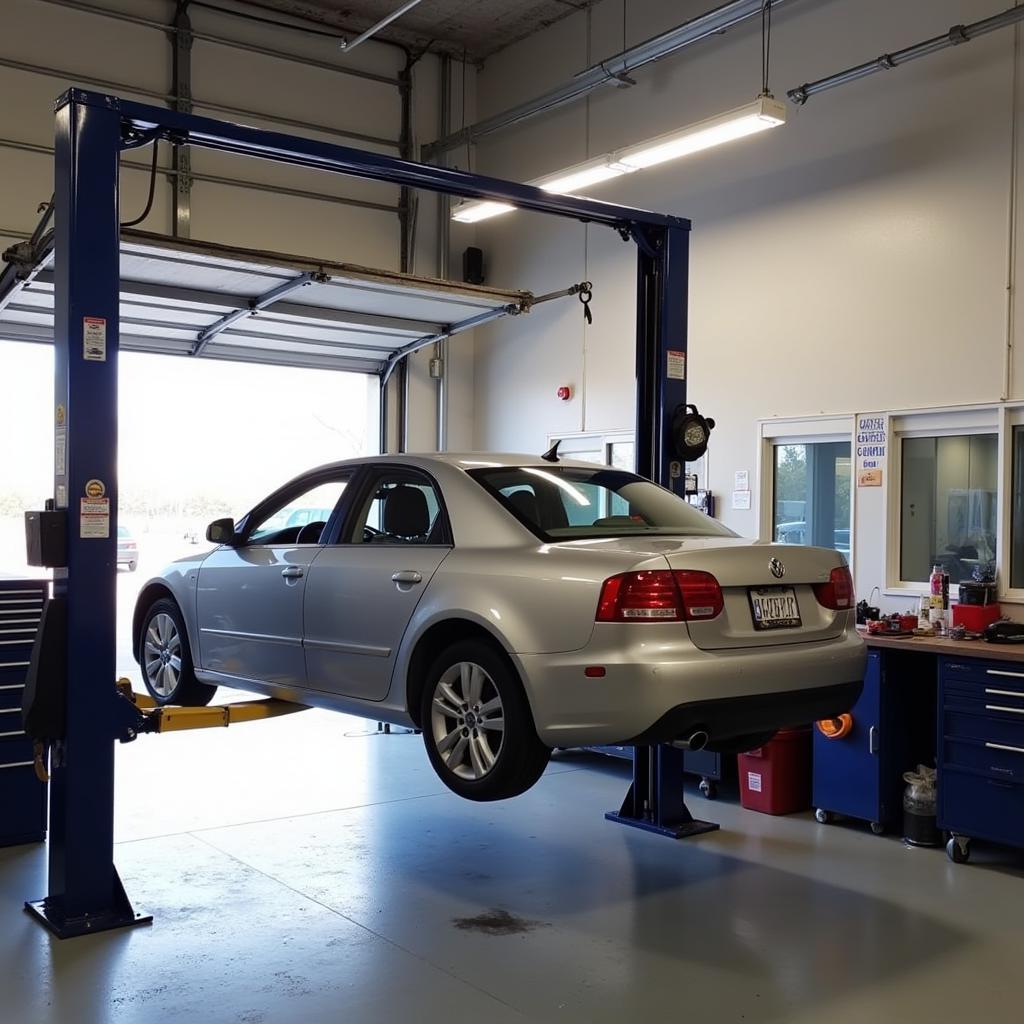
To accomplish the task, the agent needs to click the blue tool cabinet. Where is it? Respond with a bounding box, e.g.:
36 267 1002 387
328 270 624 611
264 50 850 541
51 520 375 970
938 655 1024 863
0 579 48 847
813 648 935 834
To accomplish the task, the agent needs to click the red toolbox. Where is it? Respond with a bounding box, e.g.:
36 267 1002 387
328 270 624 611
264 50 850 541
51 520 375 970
738 727 812 815
951 603 1001 632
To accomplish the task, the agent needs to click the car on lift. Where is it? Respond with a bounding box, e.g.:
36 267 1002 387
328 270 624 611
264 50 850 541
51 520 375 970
132 454 865 801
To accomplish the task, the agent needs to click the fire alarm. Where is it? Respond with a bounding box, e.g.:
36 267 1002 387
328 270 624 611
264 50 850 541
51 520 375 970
557 386 572 401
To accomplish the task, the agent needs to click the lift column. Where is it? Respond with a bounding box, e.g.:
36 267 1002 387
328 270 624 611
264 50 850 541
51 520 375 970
606 222 718 840
25 91 149 937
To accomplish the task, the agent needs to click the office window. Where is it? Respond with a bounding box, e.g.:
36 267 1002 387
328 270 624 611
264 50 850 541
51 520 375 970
1010 427 1024 588
550 434 634 469
900 434 997 585
772 442 851 555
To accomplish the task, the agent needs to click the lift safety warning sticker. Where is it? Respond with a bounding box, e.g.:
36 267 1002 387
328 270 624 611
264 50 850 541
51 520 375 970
666 350 685 380
80 497 110 539
83 317 107 362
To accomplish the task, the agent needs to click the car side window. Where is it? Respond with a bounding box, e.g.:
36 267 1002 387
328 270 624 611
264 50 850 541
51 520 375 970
347 472 447 545
248 477 351 546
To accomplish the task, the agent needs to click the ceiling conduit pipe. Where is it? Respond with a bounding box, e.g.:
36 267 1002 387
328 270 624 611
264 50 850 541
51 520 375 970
423 0 798 159
788 3 1024 105
339 0 426 53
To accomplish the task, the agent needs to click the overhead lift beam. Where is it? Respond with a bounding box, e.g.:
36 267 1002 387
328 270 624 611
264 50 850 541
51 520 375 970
26 88 693 938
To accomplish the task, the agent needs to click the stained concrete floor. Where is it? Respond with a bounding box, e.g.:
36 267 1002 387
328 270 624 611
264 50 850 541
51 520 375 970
3 704 1024 1023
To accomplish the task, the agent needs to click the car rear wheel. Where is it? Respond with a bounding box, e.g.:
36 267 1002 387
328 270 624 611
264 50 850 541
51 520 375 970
140 598 216 707
420 640 550 801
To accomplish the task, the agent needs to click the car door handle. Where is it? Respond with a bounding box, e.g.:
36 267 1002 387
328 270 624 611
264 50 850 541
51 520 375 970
392 570 423 585
281 566 305 579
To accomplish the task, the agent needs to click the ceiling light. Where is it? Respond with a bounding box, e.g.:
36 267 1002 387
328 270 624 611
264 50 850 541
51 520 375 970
452 200 516 223
451 94 787 223
535 157 636 194
616 95 786 170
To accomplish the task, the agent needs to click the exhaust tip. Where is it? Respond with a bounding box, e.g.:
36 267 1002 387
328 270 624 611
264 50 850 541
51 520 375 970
671 728 709 751
688 729 709 751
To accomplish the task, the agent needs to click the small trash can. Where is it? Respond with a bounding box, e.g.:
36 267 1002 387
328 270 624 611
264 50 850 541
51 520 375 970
738 727 812 815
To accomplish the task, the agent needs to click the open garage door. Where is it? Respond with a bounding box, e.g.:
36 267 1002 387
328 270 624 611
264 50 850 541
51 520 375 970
0 228 534 376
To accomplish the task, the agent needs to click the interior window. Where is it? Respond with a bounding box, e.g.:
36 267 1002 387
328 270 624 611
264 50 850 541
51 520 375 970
248 478 350 545
901 433 997 584
772 442 851 557
350 473 445 545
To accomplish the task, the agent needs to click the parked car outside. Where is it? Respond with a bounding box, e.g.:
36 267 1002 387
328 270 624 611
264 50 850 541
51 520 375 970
117 525 138 572
133 454 865 801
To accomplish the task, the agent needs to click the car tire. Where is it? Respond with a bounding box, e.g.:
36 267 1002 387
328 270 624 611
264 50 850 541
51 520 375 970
420 639 550 801
139 597 216 707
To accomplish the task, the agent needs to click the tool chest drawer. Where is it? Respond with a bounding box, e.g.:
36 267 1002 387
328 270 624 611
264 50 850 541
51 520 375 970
938 654 1024 853
938 768 1024 848
0 579 47 847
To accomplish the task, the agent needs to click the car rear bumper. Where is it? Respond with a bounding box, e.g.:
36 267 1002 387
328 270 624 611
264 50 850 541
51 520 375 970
516 624 866 747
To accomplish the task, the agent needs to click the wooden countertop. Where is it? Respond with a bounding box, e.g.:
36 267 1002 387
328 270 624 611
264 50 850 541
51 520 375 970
859 629 1024 662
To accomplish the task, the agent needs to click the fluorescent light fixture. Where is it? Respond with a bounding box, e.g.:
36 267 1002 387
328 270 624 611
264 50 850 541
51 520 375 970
451 95 786 223
534 156 636 194
452 199 516 223
616 95 786 170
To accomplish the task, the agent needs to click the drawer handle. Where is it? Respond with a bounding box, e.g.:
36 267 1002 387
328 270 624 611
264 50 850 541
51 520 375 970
0 760 33 770
985 705 1024 715
987 669 1024 679
0 730 25 738
0 683 26 690
869 725 879 755
0 708 19 715
985 688 1024 699
986 741 1024 755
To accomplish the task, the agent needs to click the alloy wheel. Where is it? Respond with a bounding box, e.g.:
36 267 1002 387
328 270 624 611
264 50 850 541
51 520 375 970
144 612 182 698
430 661 505 780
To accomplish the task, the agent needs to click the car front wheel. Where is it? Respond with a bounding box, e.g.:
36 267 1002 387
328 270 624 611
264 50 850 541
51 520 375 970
420 639 550 801
140 598 217 707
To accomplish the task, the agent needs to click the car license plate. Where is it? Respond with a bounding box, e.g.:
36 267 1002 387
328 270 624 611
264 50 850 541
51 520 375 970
749 587 801 630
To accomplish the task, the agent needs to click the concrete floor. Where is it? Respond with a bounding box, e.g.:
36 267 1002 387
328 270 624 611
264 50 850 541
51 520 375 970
3 706 1023 1024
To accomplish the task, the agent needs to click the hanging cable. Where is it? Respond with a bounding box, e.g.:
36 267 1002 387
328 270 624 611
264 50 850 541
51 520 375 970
761 0 773 95
121 142 159 228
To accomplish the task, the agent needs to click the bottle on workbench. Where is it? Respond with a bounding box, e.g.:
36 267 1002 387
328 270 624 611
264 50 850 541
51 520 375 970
929 565 950 631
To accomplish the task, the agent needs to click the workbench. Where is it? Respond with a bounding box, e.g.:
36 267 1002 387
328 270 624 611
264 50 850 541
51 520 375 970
813 629 1024 862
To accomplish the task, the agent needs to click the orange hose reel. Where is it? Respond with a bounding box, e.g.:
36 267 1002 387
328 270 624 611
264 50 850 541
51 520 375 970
816 713 853 740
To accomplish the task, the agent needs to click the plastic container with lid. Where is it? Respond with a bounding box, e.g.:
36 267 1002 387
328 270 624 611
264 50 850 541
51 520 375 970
738 727 812 815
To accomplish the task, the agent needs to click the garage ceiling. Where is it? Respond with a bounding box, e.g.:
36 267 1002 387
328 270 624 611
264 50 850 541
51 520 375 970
239 0 598 61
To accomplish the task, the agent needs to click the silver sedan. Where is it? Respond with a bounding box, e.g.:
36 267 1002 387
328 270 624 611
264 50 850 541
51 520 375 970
133 454 865 801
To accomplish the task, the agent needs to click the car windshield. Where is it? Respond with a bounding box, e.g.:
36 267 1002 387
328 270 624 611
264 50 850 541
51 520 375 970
469 465 736 541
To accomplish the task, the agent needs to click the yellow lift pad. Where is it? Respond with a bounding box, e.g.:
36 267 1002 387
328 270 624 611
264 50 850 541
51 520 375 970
116 679 309 733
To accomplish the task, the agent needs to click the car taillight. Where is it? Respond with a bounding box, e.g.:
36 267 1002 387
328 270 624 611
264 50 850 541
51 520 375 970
813 566 855 610
596 570 723 622
674 570 725 620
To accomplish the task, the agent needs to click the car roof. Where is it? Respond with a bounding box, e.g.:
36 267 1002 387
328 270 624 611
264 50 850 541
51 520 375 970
296 452 617 474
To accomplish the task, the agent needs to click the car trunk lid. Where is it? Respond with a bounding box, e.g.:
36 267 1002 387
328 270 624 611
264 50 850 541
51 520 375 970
659 542 849 650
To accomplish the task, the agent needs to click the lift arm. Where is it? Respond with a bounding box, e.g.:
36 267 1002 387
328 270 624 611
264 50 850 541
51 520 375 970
115 679 309 736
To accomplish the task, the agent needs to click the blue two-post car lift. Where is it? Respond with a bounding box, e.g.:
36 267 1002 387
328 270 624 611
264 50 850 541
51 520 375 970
26 87 710 938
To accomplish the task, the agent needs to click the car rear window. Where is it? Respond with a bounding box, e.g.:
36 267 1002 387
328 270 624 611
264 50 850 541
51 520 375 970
468 466 736 541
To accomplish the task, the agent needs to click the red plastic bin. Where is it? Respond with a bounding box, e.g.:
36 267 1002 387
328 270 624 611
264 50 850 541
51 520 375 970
738 727 812 815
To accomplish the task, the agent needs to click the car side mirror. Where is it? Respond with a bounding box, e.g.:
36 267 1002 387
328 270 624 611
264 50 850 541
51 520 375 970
206 517 237 545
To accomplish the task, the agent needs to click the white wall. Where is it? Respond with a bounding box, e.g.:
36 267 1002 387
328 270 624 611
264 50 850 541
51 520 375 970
0 0 462 452
466 0 1021 606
